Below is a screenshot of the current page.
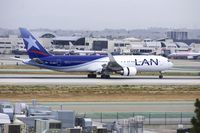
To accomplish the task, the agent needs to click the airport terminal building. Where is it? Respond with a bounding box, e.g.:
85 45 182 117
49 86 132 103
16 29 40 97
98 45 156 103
0 30 199 56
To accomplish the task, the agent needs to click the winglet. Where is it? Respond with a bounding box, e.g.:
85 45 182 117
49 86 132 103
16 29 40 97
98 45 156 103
107 52 116 62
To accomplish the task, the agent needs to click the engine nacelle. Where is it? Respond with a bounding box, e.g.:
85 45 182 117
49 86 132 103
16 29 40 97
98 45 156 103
121 67 137 76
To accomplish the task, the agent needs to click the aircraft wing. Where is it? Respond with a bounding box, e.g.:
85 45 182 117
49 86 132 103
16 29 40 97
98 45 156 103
103 53 123 72
10 57 27 62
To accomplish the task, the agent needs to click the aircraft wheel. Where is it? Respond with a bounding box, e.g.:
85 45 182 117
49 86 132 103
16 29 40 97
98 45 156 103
101 74 110 79
159 75 163 79
88 73 97 78
159 71 163 79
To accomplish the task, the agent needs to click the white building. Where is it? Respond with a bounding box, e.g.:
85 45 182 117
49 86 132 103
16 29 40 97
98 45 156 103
0 35 23 54
109 38 145 54
0 31 192 56
190 43 200 52
0 32 56 54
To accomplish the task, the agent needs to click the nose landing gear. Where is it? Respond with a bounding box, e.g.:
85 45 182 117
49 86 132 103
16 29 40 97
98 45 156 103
159 71 163 79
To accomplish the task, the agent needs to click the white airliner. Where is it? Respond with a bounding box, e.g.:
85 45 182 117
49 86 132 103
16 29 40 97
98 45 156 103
17 28 173 79
168 52 200 59
50 48 106 55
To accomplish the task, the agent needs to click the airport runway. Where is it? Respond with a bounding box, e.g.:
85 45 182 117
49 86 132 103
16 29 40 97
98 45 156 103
0 74 199 85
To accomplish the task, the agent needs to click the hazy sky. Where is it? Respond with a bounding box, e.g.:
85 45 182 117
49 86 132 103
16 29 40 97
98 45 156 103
0 0 200 30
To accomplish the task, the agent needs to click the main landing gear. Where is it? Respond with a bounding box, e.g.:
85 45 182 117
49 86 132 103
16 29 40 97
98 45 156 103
159 71 163 79
101 74 110 79
87 73 111 79
87 73 97 78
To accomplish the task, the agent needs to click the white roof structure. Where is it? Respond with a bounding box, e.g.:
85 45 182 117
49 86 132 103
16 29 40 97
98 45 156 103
190 43 200 48
53 36 81 41
175 42 189 48
164 42 177 48
124 37 141 42
0 113 10 124
144 131 156 133
144 38 153 42
144 42 161 48
31 31 56 38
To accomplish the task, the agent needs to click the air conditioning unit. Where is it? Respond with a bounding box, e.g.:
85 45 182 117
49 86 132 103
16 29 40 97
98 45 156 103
35 119 61 133
4 124 26 133
53 110 75 128
66 128 81 133
96 128 107 133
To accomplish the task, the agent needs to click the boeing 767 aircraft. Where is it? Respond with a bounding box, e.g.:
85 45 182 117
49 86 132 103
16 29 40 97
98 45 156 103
16 28 173 79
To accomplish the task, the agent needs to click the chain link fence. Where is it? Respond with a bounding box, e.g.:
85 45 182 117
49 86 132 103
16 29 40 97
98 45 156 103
77 112 194 125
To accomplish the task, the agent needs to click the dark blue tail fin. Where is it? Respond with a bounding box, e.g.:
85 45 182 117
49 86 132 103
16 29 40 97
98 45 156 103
19 28 51 59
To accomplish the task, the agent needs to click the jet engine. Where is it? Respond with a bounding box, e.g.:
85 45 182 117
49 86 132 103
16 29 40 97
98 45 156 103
120 67 137 76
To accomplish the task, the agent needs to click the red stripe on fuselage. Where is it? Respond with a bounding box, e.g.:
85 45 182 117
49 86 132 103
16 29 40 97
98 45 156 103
31 50 48 56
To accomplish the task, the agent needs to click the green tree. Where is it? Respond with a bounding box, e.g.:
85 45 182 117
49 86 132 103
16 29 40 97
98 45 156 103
190 98 200 133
